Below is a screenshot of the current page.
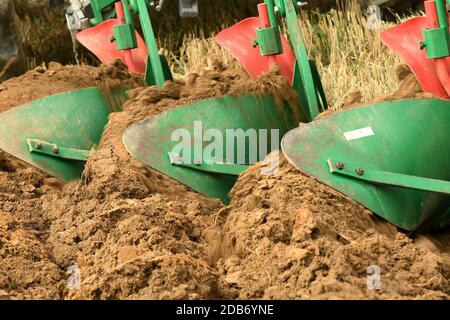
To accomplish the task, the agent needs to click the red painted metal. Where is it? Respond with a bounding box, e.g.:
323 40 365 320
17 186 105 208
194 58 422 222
425 0 439 28
76 7 148 74
257 3 271 28
215 17 295 83
380 0 450 98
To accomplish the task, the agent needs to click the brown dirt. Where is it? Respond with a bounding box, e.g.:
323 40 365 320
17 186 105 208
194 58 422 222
0 62 295 300
51 64 297 300
210 153 450 299
204 65 450 300
0 60 143 299
0 59 144 113
0 62 449 300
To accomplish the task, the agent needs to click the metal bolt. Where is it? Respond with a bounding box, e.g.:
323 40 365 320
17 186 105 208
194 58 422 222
419 41 426 50
356 168 365 176
52 146 59 154
35 143 42 150
155 0 165 11
194 159 201 165
336 162 345 170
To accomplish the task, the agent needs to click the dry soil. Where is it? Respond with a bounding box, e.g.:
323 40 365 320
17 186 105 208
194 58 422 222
0 61 448 300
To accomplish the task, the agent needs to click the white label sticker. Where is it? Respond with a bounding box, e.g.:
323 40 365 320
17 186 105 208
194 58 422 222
344 127 374 141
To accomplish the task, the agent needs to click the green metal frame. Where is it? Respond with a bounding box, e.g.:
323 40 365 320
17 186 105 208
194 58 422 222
90 0 118 25
169 152 249 176
253 0 283 56
282 0 323 120
421 0 450 58
114 23 137 50
130 0 172 87
113 0 137 50
27 138 91 162
255 26 283 56
328 159 450 195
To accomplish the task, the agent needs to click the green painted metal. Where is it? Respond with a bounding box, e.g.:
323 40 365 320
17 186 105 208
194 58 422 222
169 152 249 176
255 26 283 56
254 0 327 121
90 0 118 25
264 0 279 29
274 0 286 16
131 0 170 87
254 1 283 56
113 23 137 50
282 0 323 121
0 88 126 181
27 139 91 162
421 0 450 58
308 60 328 113
123 94 299 203
422 27 450 58
436 0 449 30
291 60 328 122
145 54 173 87
328 159 450 195
113 1 137 51
122 0 134 23
281 99 450 231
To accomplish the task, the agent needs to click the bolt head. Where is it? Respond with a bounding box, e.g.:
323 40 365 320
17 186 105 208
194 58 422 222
356 168 365 176
336 162 345 170
36 143 42 150
52 147 59 154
